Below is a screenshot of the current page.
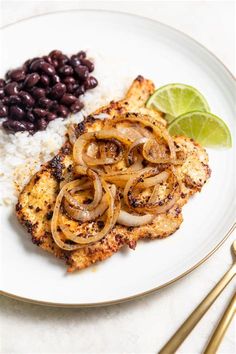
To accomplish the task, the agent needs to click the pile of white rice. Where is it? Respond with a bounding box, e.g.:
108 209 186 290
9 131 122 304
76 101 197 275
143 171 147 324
0 51 132 206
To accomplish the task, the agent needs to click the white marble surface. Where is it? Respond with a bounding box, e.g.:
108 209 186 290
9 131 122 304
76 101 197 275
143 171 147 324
0 1 235 354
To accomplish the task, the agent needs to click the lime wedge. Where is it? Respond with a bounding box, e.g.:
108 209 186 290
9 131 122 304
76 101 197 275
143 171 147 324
146 84 210 122
168 111 232 148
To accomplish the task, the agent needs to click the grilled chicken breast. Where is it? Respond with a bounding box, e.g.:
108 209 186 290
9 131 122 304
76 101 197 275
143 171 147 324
16 76 211 272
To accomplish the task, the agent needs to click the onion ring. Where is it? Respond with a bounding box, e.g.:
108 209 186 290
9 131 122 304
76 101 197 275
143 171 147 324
51 182 84 251
59 181 116 245
73 129 132 167
104 113 176 163
124 167 180 214
64 184 116 222
117 210 154 226
64 169 102 211
126 137 148 165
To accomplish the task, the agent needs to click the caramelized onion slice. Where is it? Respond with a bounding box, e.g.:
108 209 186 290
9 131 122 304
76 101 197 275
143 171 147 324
83 139 124 166
51 183 83 251
63 181 92 208
142 139 183 165
126 137 148 165
64 184 116 222
95 129 133 146
117 210 154 226
124 167 180 214
59 181 116 245
64 169 102 211
117 126 143 141
73 132 94 166
73 129 132 167
104 174 130 188
104 113 176 163
104 165 165 189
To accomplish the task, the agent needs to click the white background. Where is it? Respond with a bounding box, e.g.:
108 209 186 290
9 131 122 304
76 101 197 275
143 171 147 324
0 1 235 354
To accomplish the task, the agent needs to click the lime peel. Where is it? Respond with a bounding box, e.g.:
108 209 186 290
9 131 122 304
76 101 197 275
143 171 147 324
146 83 210 121
168 111 232 148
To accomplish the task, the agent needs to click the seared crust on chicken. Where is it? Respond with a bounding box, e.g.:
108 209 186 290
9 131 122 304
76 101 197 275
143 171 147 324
16 76 211 272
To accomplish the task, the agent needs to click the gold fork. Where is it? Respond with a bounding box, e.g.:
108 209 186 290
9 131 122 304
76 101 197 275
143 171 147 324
159 238 236 354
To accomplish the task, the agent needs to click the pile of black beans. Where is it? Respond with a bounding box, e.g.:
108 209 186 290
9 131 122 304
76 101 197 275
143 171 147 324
0 50 98 133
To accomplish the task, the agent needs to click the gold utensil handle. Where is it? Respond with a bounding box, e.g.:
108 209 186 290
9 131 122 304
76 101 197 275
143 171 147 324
204 291 236 354
159 263 236 354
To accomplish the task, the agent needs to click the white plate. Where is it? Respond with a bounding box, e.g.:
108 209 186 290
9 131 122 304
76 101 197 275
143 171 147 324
0 10 235 306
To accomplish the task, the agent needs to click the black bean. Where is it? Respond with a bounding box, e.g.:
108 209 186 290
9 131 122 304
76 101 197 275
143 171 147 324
58 65 73 77
57 104 69 118
52 59 59 68
57 54 69 67
74 85 85 97
24 73 40 88
0 88 5 99
66 83 74 93
80 58 94 72
3 119 34 132
26 110 36 122
2 97 10 105
29 59 45 72
40 62 55 76
49 50 63 59
31 87 46 100
73 83 80 91
47 112 57 121
60 93 77 106
37 118 48 130
51 74 61 84
9 105 25 120
23 59 32 71
43 55 53 65
4 82 19 96
40 75 50 87
24 120 35 131
45 87 51 96
74 65 89 79
28 57 40 66
50 83 66 99
17 82 24 90
9 95 21 105
33 108 47 117
0 79 6 88
19 91 35 107
63 76 76 85
84 76 98 90
70 100 84 113
9 68 26 82
69 55 81 67
38 97 53 109
50 101 59 112
0 104 8 117
77 51 86 59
